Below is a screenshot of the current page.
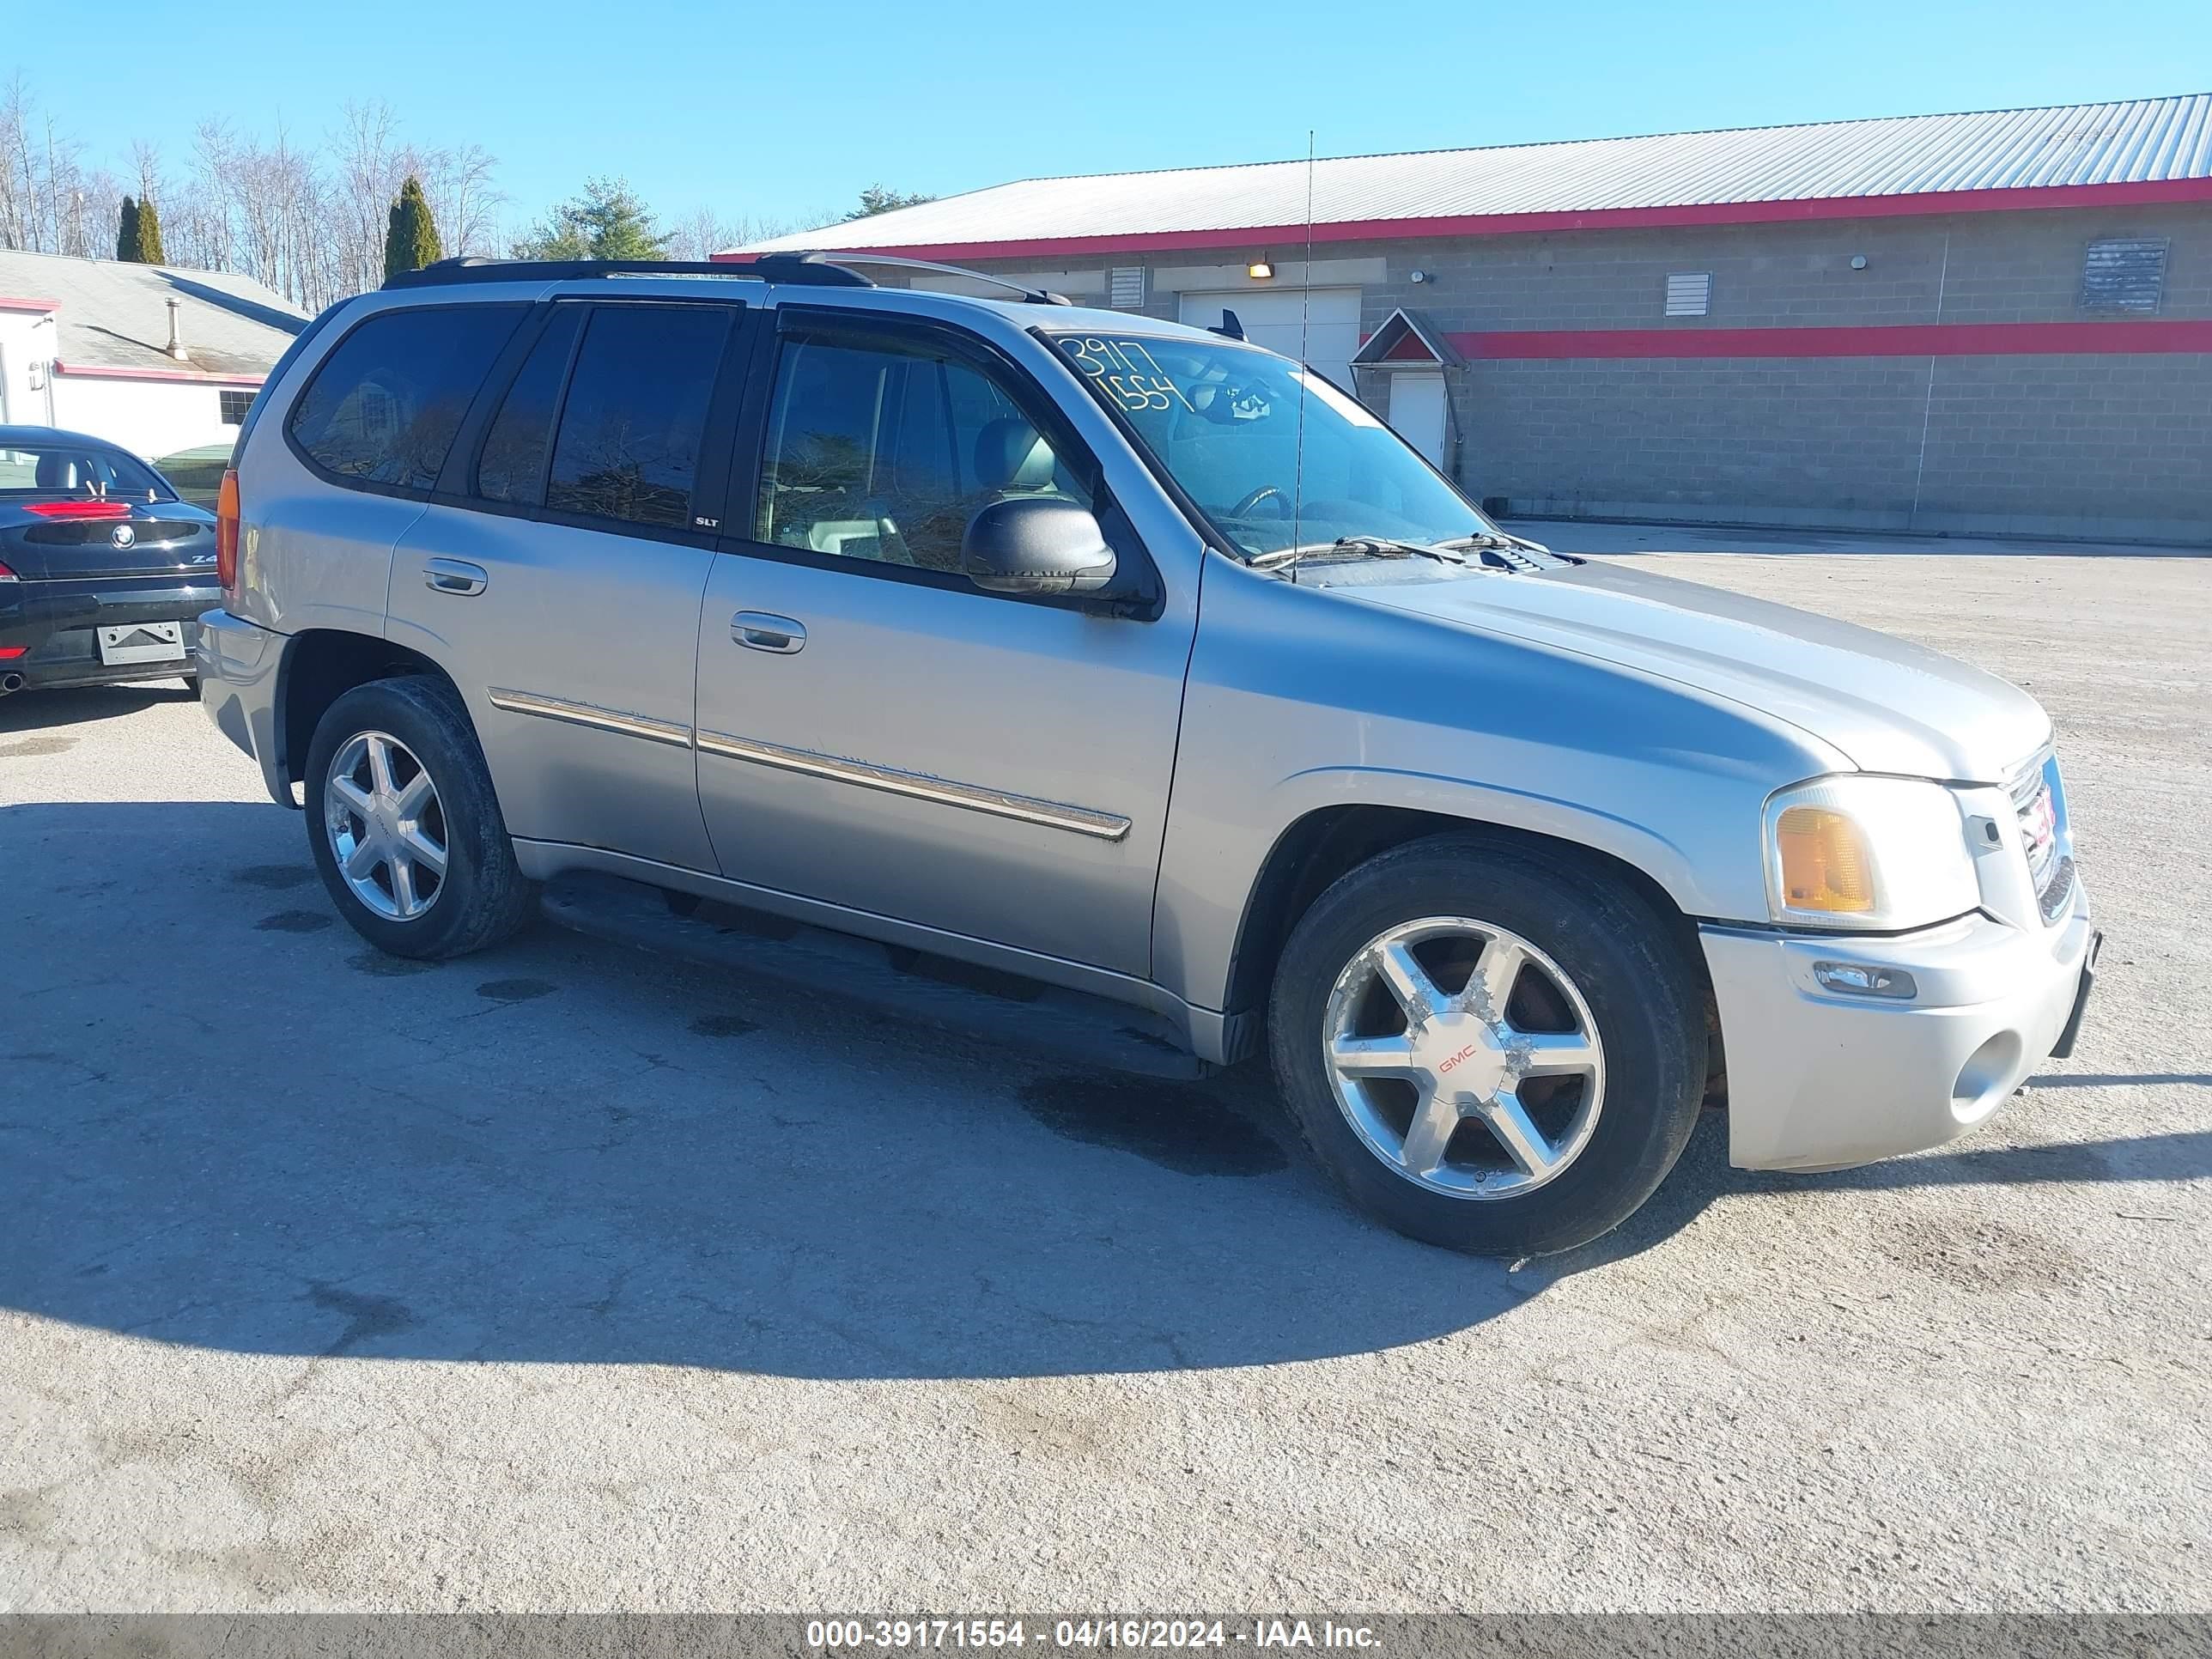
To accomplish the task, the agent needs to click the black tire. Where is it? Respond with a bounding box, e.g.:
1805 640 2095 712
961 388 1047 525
1267 833 1705 1256
302 676 536 960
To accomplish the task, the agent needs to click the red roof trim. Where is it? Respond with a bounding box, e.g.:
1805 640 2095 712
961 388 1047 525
0 295 62 313
1442 319 2212 360
778 177 2212 264
52 360 266 386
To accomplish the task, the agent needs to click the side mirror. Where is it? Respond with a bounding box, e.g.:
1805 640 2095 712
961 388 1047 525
961 497 1117 596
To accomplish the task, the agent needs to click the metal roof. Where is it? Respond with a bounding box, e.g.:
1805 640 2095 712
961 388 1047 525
0 250 306 379
739 94 2212 258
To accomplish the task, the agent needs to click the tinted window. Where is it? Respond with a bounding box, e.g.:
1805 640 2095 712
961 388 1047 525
288 305 523 492
544 305 731 530
757 331 1087 572
475 305 586 506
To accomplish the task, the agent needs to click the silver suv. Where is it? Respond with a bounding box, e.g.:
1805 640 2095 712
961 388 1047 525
198 254 2098 1255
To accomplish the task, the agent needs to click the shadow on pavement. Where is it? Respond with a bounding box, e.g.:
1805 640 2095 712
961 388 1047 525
0 682 198 733
3 799 2201 1379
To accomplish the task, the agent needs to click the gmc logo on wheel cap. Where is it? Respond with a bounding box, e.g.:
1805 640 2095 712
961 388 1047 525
1437 1043 1481 1074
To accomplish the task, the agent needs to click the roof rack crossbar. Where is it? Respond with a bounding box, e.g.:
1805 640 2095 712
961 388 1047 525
381 255 875 291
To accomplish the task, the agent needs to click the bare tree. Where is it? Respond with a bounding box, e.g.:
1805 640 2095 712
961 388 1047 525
665 206 820 261
417 143 503 258
0 69 809 301
0 76 92 253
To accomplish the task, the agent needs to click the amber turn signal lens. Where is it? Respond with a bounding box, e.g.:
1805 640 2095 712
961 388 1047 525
1775 805 1875 914
215 468 240 593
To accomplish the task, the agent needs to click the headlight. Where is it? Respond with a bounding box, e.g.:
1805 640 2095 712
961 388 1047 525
1763 775 1978 931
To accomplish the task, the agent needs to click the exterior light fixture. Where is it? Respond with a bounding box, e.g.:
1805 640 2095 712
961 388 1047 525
1249 260 1274 280
1812 960 1918 1000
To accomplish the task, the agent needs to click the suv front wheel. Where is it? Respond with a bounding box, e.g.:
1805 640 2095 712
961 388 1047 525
303 676 536 959
1268 834 1706 1255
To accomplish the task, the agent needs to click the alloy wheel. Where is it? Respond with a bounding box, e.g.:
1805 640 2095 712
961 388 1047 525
325 731 448 922
1322 916 1606 1199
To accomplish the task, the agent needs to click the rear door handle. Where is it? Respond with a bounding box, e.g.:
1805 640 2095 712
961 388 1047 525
424 558 488 597
732 611 806 653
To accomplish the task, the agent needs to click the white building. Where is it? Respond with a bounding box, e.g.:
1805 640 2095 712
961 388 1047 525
0 249 306 460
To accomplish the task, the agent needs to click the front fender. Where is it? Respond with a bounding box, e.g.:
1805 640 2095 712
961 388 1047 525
1151 555 1845 1014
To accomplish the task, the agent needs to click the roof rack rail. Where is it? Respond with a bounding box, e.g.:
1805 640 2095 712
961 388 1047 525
718 250 1075 306
381 254 874 291
381 251 1074 306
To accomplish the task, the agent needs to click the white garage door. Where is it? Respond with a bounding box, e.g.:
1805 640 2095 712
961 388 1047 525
1177 288 1361 388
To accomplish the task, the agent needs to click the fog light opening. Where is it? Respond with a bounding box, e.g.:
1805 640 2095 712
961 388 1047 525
1952 1030 2024 1123
1813 960 1918 1000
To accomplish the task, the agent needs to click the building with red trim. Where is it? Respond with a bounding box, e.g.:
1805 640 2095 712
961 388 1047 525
0 250 305 463
736 94 2212 543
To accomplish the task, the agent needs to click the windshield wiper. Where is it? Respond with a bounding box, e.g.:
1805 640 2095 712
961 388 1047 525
1248 536 1469 573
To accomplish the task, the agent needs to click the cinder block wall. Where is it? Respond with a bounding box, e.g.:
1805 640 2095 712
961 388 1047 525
967 202 2212 543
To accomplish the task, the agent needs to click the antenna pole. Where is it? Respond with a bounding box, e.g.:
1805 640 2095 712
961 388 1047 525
1288 129 1316 578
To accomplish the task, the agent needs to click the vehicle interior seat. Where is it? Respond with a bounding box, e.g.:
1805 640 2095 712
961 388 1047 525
34 453 90 491
973 418 1061 502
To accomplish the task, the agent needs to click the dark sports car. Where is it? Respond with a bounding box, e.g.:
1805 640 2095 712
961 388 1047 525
0 425 221 696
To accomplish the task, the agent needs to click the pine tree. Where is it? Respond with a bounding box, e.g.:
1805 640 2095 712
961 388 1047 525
131 195 167 264
383 174 443 280
511 177 669 262
115 196 139 262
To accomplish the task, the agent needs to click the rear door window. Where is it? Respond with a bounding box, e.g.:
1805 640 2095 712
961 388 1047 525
287 304 524 493
474 305 587 507
542 305 732 531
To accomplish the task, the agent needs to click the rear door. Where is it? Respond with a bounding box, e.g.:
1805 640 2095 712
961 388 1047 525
388 296 750 872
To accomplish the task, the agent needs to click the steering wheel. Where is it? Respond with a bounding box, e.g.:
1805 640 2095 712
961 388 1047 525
1231 484 1290 518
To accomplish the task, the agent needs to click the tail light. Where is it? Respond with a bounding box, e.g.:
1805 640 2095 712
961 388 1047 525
23 500 132 520
0 557 17 582
216 468 240 594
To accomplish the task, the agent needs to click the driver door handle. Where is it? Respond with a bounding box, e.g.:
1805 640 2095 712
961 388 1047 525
732 611 806 654
424 557 488 597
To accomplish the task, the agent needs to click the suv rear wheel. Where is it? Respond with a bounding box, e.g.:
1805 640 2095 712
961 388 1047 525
303 676 536 959
1268 834 1705 1255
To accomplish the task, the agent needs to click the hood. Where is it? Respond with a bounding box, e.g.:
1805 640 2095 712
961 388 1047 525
1334 558 2050 782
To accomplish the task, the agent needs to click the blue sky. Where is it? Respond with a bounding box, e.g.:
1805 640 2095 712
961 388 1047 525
20 0 2211 237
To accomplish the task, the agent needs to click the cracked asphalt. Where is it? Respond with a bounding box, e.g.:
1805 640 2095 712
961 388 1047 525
2 544 2207 1613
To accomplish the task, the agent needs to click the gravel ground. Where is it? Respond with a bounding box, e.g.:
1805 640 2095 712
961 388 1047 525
1 547 2206 1614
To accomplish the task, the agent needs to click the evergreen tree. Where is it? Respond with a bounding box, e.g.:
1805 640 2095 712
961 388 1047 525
115 196 139 262
845 185 936 221
131 195 167 264
511 177 670 261
383 174 444 279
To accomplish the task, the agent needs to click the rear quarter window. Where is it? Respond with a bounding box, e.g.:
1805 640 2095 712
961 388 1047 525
286 304 525 494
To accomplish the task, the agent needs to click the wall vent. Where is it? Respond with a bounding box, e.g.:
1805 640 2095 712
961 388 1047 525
1109 267 1146 309
1663 273 1711 317
2080 239 2166 312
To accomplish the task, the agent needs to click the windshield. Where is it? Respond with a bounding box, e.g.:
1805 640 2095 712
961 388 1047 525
0 441 173 501
1048 331 1490 558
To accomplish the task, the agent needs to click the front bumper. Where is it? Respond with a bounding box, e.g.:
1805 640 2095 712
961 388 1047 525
194 606 293 807
1703 896 2096 1171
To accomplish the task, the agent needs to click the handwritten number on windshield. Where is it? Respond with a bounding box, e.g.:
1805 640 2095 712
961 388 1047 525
1060 337 1194 414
